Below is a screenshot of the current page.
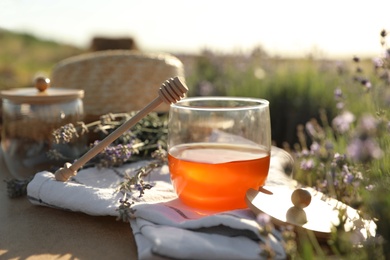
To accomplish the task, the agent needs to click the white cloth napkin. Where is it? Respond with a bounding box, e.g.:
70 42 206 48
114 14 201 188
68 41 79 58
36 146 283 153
27 161 178 215
27 147 296 260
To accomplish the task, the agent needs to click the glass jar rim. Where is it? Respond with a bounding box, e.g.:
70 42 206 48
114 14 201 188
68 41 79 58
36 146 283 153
171 96 269 111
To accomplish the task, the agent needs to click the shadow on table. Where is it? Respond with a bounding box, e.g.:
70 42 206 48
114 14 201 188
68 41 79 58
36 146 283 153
0 149 138 260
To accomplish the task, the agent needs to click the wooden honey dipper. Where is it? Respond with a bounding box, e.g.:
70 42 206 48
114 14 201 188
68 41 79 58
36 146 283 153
55 76 188 182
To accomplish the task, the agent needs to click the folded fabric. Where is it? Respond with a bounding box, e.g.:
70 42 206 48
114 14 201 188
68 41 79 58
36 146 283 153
27 146 295 259
131 200 287 259
27 160 178 215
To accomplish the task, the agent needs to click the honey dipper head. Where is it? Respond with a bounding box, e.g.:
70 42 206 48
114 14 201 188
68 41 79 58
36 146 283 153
159 77 188 104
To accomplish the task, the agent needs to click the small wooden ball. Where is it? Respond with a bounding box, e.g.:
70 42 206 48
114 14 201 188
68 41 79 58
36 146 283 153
291 188 312 208
286 206 308 225
35 77 50 92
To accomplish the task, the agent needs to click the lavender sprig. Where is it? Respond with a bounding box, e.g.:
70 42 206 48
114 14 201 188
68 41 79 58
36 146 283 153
49 111 168 167
116 147 167 222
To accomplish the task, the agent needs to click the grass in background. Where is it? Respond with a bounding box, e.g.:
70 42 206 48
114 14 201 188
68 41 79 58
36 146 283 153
0 29 83 89
185 51 353 146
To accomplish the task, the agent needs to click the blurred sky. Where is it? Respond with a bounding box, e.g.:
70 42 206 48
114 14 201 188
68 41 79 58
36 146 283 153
1 0 389 58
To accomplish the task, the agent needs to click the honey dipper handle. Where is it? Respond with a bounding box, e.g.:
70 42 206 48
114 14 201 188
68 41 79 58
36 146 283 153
75 97 161 171
55 77 187 182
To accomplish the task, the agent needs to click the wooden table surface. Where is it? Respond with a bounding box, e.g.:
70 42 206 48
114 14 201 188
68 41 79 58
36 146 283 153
0 149 138 260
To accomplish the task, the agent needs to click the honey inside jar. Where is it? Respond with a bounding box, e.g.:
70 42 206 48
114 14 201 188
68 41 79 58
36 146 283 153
168 143 270 211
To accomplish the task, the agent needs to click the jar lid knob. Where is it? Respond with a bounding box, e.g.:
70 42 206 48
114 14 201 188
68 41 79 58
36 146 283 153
34 77 50 92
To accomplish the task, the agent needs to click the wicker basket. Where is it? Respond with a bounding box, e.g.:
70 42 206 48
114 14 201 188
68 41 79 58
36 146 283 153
51 50 185 120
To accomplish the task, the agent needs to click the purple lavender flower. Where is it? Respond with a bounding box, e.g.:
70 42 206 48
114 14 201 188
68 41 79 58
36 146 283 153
336 102 345 110
333 153 346 166
342 165 354 184
93 141 134 167
305 121 317 138
320 179 328 189
256 213 272 227
300 159 315 171
332 111 355 134
298 148 310 158
310 142 320 154
357 114 378 135
347 137 383 163
362 80 372 91
373 57 384 69
325 141 334 152
334 88 343 99
333 179 339 188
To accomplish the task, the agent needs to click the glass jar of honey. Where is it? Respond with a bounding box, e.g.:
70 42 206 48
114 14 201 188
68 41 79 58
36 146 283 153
0 77 85 180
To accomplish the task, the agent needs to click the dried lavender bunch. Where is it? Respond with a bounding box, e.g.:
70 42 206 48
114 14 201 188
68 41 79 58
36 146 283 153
6 112 168 198
4 177 32 198
49 111 168 167
116 147 167 222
